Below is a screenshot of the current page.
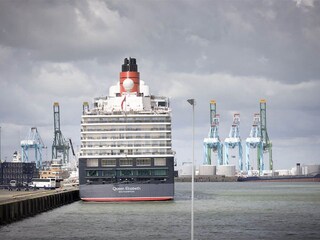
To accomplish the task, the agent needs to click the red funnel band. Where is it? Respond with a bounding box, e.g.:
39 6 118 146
120 72 140 94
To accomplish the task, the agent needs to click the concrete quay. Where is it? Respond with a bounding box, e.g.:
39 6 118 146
175 175 238 182
0 188 80 225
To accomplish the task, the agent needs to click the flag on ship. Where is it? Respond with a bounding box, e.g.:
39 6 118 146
121 96 126 110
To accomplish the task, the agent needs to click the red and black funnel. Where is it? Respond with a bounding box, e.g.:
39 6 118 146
119 57 140 94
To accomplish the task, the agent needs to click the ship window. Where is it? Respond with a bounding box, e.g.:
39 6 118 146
86 170 99 177
120 159 133 166
154 158 166 166
120 170 133 176
153 169 167 176
87 159 98 167
158 101 166 107
102 170 116 176
136 158 151 166
137 169 151 176
101 159 116 167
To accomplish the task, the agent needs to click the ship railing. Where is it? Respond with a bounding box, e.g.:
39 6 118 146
81 127 170 131
82 117 171 123
79 150 174 156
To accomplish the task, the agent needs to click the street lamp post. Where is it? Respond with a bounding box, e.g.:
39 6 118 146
187 99 195 240
0 126 2 162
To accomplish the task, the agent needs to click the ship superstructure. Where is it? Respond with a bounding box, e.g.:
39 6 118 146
79 58 175 201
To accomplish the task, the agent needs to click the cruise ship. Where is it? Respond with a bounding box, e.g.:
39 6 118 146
79 58 175 201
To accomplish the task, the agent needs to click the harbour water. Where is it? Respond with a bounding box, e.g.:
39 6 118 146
1 182 319 240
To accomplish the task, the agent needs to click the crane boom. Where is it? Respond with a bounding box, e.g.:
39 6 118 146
69 138 75 157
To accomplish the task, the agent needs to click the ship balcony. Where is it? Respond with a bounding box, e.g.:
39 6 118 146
81 146 172 154
79 149 175 157
80 138 172 143
81 122 171 127
81 141 172 149
81 115 170 122
81 119 171 124
81 134 171 142
81 126 171 132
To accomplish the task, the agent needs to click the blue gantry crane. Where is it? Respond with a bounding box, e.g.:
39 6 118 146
245 113 263 172
224 113 243 170
21 127 46 168
203 100 223 165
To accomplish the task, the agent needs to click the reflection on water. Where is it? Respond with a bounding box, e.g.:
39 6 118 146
1 182 320 240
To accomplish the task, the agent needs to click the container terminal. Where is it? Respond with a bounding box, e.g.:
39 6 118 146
180 99 320 182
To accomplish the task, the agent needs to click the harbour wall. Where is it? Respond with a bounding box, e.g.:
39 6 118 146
175 175 238 182
0 189 79 225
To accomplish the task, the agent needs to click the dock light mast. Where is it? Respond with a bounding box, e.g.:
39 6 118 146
203 100 223 165
187 98 195 240
224 113 243 170
52 102 70 164
245 113 263 172
258 99 273 173
21 127 46 168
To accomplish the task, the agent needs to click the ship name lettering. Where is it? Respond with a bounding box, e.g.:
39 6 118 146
125 186 141 191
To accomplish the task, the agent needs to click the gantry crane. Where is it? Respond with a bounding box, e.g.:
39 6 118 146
258 99 273 173
203 100 223 165
21 127 46 168
224 113 243 170
245 113 263 172
52 102 70 164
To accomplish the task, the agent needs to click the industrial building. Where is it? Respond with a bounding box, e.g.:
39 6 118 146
0 162 38 186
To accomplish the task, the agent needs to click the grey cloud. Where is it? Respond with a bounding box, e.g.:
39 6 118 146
1 0 319 82
0 0 319 169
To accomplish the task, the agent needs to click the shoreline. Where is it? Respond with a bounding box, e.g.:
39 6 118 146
175 175 238 182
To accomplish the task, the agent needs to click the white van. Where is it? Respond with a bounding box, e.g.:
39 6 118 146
9 180 17 187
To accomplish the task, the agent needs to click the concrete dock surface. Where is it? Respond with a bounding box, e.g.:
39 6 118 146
0 187 80 225
0 187 78 205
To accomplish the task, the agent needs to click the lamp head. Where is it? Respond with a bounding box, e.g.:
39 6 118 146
187 99 195 106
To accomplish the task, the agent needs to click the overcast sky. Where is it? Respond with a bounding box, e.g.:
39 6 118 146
0 0 319 170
